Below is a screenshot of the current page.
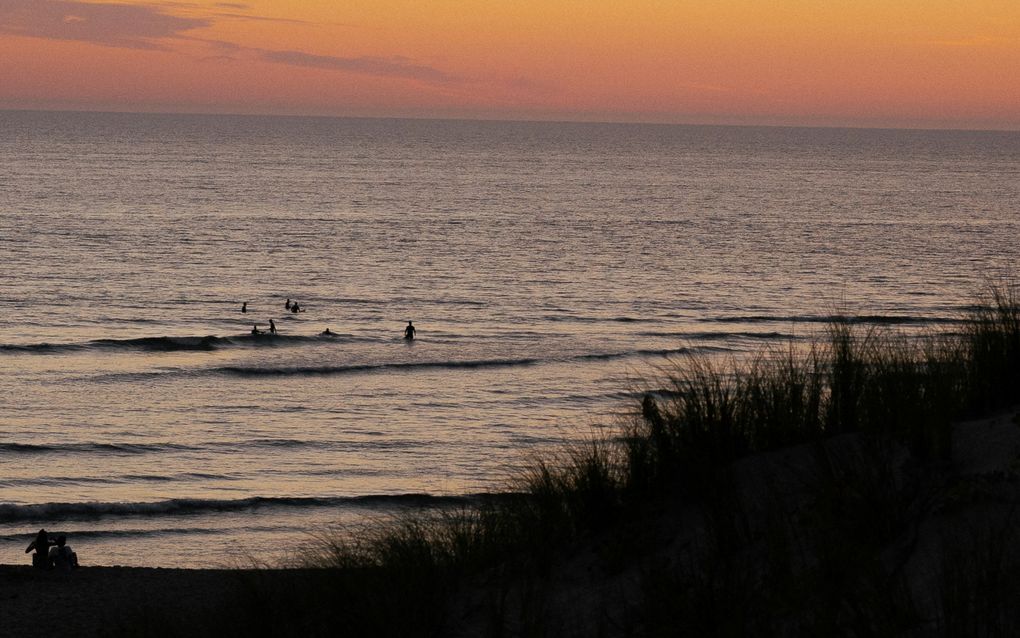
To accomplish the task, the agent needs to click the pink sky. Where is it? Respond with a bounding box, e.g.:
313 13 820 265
1 0 1018 129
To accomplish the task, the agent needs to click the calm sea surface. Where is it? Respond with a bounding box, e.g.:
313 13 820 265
1 111 1017 567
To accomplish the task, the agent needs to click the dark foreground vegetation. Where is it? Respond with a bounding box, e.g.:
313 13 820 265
132 284 1019 637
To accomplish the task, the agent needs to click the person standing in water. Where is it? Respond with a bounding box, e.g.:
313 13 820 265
404 321 416 340
269 319 277 335
285 298 291 310
241 302 247 313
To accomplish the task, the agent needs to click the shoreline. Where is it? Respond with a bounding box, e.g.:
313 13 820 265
3 408 1020 637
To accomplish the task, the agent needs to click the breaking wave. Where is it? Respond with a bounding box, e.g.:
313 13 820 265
0 493 490 522
210 347 701 377
709 314 966 325
0 333 361 355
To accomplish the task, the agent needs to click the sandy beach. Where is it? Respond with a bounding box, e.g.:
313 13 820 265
0 566 234 637
0 566 343 637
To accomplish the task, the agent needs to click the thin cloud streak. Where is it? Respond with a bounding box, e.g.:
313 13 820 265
153 1 315 25
209 11 310 25
924 35 1017 48
257 49 458 85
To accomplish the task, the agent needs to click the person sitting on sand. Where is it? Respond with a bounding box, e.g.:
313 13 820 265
404 321 416 340
25 529 54 569
48 535 78 571
251 323 261 335
269 319 277 335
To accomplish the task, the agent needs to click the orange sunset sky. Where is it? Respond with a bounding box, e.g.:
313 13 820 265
1 0 1019 129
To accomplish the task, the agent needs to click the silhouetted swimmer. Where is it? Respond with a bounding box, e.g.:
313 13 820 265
269 319 277 335
241 302 247 314
291 302 301 313
251 323 261 335
404 321 416 340
25 528 54 569
49 535 78 571
321 328 334 336
285 298 291 310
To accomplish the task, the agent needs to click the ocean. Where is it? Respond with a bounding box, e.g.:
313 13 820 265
1 110 1017 567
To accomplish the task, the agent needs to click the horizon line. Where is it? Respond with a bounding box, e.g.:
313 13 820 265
2 106 1018 135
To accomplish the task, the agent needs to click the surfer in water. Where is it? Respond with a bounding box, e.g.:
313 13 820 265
269 319 277 335
321 328 334 336
251 323 261 335
404 321 416 340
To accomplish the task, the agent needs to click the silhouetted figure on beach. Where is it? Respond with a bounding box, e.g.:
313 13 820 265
25 529 54 569
49 535 78 571
291 302 301 313
321 328 334 336
269 319 277 335
404 321 416 340
285 298 291 310
241 302 247 314
251 323 261 335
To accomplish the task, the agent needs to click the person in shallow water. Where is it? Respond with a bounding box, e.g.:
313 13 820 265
321 328 334 336
291 302 301 313
269 319 277 335
404 321 416 340
241 302 247 313
48 535 79 571
251 323 261 335
284 298 291 310
25 529 54 569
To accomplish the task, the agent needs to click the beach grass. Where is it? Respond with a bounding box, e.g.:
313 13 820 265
122 282 1020 636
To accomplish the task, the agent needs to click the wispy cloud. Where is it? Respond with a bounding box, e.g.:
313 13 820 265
0 0 209 50
0 0 459 86
257 49 458 85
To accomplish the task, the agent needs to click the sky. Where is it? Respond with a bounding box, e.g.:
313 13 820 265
1 0 1018 129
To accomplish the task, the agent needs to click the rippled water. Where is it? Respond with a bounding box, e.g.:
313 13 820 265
1 111 1017 566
